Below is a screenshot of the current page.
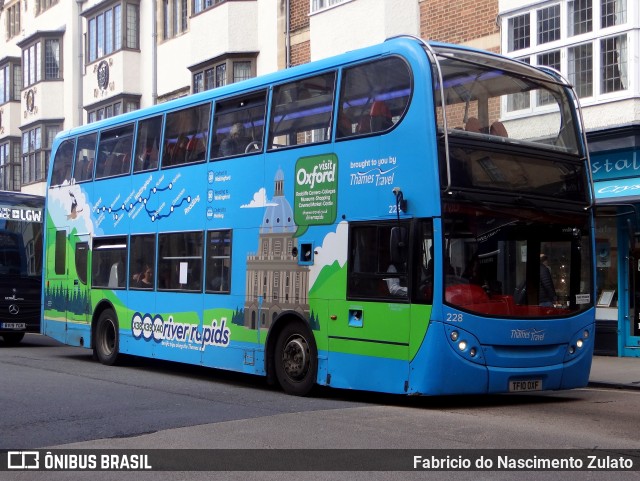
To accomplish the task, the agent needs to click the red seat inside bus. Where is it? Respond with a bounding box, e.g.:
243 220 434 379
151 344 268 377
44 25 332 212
445 284 566 316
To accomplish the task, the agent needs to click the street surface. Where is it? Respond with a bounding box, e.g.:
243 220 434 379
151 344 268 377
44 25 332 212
2 334 640 481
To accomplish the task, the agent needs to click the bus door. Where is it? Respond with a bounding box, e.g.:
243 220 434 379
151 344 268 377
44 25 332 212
326 221 413 393
44 227 68 340
69 234 91 327
44 226 90 345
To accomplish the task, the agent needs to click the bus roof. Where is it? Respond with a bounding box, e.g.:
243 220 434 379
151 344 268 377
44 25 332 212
0 191 44 208
56 37 428 140
56 35 566 141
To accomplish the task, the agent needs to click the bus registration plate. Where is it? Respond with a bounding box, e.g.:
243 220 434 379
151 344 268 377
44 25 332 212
509 380 542 392
1 322 26 330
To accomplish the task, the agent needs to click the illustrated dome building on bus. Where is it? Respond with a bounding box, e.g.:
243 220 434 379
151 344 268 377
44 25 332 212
243 168 310 330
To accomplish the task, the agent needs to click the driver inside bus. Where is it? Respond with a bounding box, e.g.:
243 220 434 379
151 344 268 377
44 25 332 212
386 264 407 296
385 227 408 297
219 123 249 156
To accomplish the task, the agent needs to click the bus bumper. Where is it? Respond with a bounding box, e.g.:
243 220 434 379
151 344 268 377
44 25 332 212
409 321 594 395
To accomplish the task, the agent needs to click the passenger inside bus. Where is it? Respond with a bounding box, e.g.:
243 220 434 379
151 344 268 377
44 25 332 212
219 123 249 156
134 265 153 289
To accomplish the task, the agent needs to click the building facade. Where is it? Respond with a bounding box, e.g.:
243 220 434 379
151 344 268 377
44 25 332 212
2 0 637 356
498 0 640 357
0 0 285 196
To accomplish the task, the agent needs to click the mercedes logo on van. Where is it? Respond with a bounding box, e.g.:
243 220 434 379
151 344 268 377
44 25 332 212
8 304 19 315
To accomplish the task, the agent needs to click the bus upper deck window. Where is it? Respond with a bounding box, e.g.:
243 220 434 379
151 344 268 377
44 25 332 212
162 104 211 168
134 115 163 173
50 139 75 187
95 124 135 179
268 72 336 150
212 91 266 160
337 56 411 139
74 134 97 182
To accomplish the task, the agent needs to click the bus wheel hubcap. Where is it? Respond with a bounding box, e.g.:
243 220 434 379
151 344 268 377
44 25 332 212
101 321 115 354
282 336 308 381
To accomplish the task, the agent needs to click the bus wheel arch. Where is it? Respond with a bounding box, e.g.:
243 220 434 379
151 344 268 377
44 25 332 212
92 301 120 366
266 313 318 396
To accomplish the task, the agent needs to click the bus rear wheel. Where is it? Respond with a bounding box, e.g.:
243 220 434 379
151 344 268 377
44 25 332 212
274 322 317 396
2 332 25 346
94 309 120 365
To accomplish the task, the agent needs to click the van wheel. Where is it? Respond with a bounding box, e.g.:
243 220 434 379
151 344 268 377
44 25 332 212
2 332 25 346
94 309 120 365
274 322 317 396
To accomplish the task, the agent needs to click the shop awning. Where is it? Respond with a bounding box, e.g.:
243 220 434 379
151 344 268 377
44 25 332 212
593 177 640 204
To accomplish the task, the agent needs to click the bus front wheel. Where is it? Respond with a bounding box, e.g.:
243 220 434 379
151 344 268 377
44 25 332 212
94 309 120 366
2 332 25 346
274 322 317 396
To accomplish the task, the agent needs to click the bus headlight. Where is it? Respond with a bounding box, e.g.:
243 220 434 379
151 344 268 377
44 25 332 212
444 323 484 365
564 324 593 360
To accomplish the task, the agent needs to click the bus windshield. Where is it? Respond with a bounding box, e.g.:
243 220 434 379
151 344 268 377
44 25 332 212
432 46 581 156
443 202 592 318
0 209 43 278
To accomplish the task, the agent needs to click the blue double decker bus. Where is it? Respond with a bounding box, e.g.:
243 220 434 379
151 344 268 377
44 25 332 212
42 36 594 396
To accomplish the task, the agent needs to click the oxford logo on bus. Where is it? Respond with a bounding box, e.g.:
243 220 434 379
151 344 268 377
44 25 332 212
296 160 336 189
511 328 546 341
131 312 230 349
